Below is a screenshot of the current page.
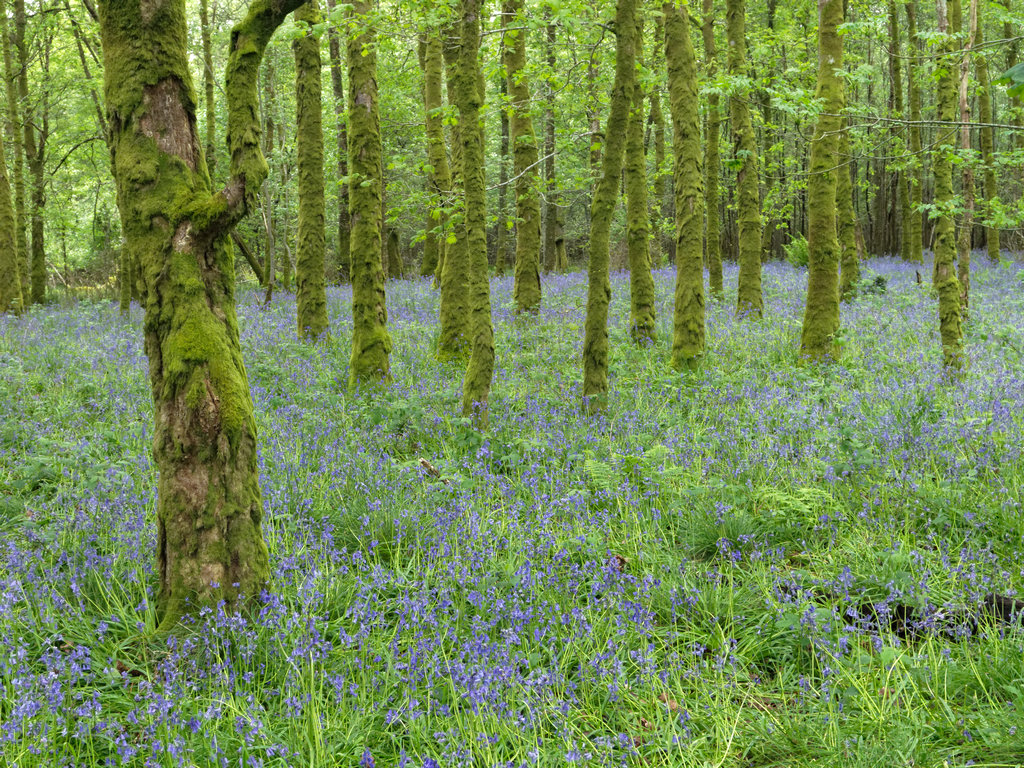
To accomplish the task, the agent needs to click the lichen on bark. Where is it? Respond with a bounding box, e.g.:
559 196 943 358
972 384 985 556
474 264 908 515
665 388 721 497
665 0 704 371
347 0 392 385
582 0 635 410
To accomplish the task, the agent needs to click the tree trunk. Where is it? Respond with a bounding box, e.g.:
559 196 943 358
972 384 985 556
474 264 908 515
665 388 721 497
650 12 668 264
837 123 859 299
955 0 976 315
15 0 45 305
542 14 557 272
503 0 541 311
98 0 304 628
327 0 351 281
347 0 392 384
293 1 328 340
1 0 27 305
727 0 762 317
261 55 277 303
800 0 844 362
932 0 964 369
0 100 18 313
419 29 449 283
495 76 509 276
905 1 924 263
701 0 723 299
889 0 911 262
626 11 656 344
458 0 494 425
975 18 998 262
665 0 704 370
582 0 635 410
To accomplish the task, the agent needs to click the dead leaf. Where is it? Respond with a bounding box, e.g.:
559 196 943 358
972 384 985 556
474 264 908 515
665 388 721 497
657 693 679 712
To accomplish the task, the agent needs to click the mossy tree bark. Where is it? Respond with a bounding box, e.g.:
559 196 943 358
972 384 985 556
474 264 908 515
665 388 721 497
0 110 19 313
955 0 976 314
626 11 656 345
0 0 27 305
261 55 277 303
837 123 859 299
889 0 911 262
932 0 964 369
458 0 494 424
665 0 704 371
419 29 450 282
582 0 635 410
15 0 46 305
293 1 328 340
98 0 305 628
347 0 392 384
438 19 471 357
701 0 723 299
327 0 351 281
542 13 557 272
502 0 541 311
800 0 843 362
650 12 668 264
495 76 509 276
119 251 133 315
975 20 998 262
726 0 762 317
905 0 924 264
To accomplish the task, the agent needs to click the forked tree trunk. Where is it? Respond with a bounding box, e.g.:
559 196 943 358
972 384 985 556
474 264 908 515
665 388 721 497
98 0 304 629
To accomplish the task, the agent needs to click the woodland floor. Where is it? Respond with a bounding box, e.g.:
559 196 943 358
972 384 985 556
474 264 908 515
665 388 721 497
2 257 1024 767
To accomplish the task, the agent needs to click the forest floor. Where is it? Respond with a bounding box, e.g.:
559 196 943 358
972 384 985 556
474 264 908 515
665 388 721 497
2 257 1024 767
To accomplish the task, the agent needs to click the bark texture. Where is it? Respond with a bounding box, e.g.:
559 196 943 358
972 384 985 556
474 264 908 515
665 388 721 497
582 0 635 409
800 0 844 362
626 12 655 345
347 0 392 384
294 0 328 340
98 0 305 628
420 30 449 281
0 0 27 305
726 0 762 317
701 0 723 299
955 0 976 314
326 0 351 281
0 111 18 313
665 0 704 370
837 124 859 299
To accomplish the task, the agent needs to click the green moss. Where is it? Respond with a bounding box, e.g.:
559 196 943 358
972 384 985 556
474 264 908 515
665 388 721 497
665 0 705 371
799 0 843 362
582 0 635 409
420 31 450 280
837 125 859 300
701 0 723 299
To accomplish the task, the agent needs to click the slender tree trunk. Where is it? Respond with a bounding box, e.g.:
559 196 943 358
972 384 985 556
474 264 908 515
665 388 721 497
327 0 351 281
0 98 18 313
459 0 494 424
495 76 509 276
503 0 541 311
1 0 26 304
200 0 217 178
727 0 762 317
701 0 723 299
438 21 470 357
15 0 44 305
932 0 964 368
98 0 304 628
420 29 449 283
837 123 859 299
293 1 328 339
905 1 924 263
955 0 976 314
262 56 277 303
626 11 656 344
582 0 635 410
347 0 392 383
975 20 998 262
542 14 557 272
665 1 704 370
650 12 668 264
800 0 844 361
889 0 911 261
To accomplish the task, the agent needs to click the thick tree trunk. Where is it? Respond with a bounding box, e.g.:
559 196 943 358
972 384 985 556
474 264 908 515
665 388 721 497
582 0 635 410
932 0 964 369
800 0 844 362
98 0 304 628
0 104 18 313
327 0 351 281
626 12 656 345
905 1 924 263
701 0 723 299
726 0 762 317
458 0 494 424
347 0 392 384
294 1 328 340
503 0 541 311
665 1 704 370
1 0 27 305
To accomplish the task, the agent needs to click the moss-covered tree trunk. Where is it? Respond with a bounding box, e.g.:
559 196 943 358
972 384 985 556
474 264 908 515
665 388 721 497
905 0 924 264
800 0 844 362
665 0 704 370
932 0 964 368
955 0 977 314
726 0 762 317
347 0 392 384
98 0 305 628
0 112 19 313
261 56 277 303
582 0 635 410
419 30 449 282
0 0 26 305
293 1 328 340
650 13 668 264
626 12 656 344
327 0 351 282
15 0 45 305
542 14 557 272
503 0 541 311
438 20 471 357
119 250 133 315
458 0 494 424
975 21 998 261
701 0 723 299
889 0 911 262
200 0 217 177
837 123 859 299
495 77 509 276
